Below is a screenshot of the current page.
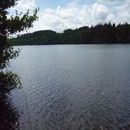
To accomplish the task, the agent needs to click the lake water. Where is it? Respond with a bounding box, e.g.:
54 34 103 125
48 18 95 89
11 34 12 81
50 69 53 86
9 45 130 130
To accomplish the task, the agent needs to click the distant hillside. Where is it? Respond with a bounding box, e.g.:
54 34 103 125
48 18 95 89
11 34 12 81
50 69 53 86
8 23 130 45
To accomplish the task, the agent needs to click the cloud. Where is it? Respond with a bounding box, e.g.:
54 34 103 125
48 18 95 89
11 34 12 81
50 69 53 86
15 0 37 11
97 0 124 4
30 3 110 32
104 0 130 23
10 0 130 33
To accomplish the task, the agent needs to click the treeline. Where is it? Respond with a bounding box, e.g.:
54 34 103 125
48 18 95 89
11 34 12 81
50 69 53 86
9 23 130 45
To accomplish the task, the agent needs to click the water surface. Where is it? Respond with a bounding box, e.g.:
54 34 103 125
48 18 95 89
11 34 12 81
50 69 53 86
10 45 130 130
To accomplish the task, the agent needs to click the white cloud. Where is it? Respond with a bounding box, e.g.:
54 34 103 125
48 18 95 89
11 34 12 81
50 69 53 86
29 3 110 32
15 0 37 11
10 0 130 33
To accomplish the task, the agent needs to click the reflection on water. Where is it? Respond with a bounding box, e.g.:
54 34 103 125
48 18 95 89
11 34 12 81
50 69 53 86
9 45 130 130
0 71 21 130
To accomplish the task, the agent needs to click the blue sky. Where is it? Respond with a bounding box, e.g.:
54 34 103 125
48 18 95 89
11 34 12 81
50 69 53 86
36 0 96 9
12 0 130 33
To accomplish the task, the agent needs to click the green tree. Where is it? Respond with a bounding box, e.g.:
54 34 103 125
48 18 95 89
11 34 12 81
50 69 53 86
0 0 38 69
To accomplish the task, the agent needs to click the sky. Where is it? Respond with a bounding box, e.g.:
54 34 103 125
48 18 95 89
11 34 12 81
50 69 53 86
11 0 130 33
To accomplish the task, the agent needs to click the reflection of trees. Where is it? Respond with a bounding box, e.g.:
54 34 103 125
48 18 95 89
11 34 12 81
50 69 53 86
0 71 21 130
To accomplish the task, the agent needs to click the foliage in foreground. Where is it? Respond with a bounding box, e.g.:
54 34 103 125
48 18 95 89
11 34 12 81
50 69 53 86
0 0 38 69
0 71 21 95
0 71 21 130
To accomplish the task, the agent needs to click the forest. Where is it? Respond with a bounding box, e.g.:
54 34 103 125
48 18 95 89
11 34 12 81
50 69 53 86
9 22 130 45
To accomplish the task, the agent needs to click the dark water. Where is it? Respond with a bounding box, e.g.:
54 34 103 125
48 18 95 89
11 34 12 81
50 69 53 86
9 45 130 130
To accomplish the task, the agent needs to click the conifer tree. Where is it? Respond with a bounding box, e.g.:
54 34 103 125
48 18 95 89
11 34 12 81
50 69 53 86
0 0 38 69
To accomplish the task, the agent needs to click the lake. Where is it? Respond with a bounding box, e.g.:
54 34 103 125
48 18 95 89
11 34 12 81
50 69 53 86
8 45 130 130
